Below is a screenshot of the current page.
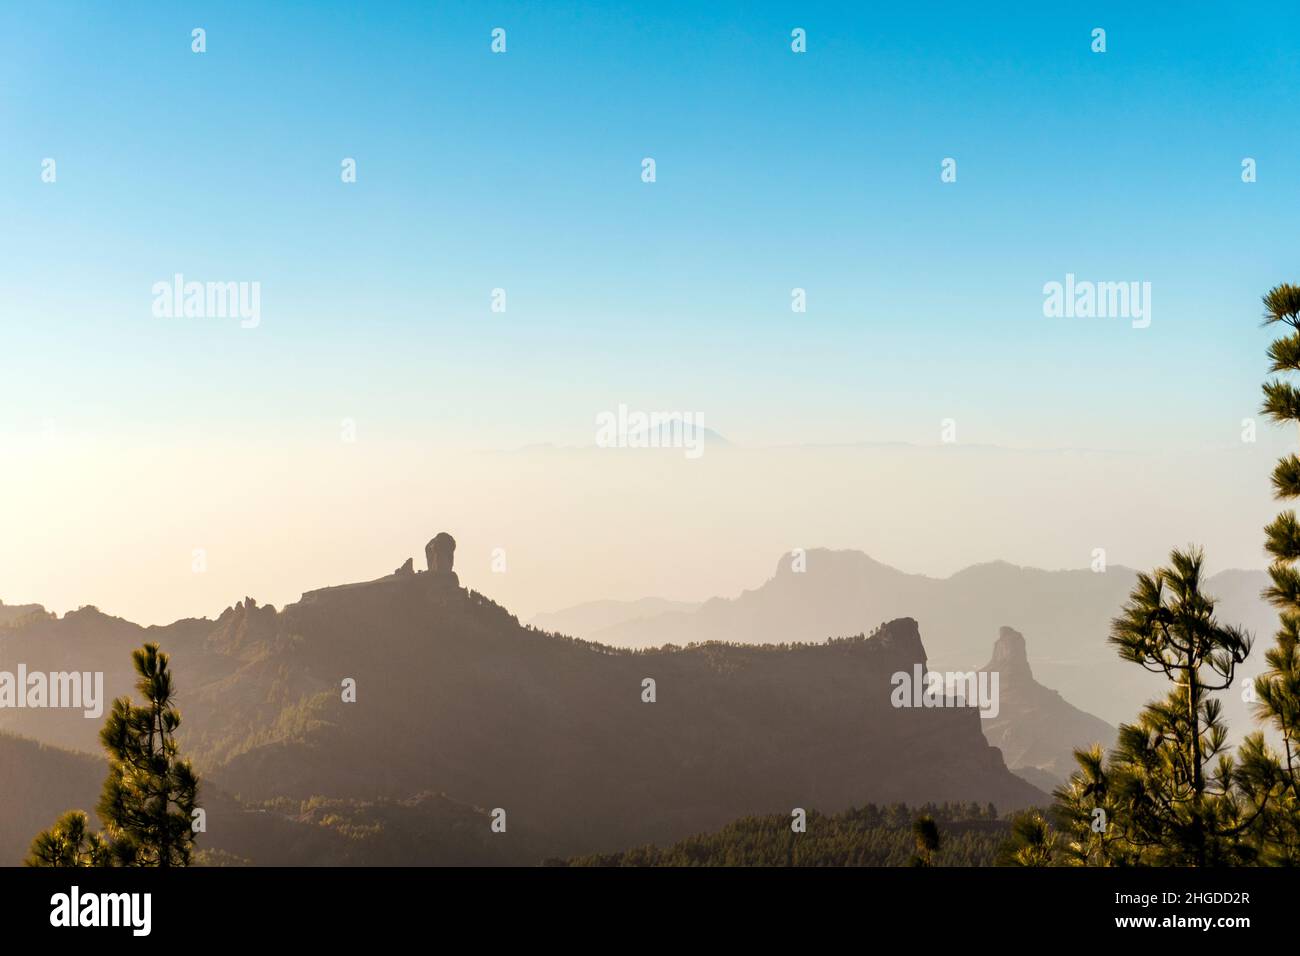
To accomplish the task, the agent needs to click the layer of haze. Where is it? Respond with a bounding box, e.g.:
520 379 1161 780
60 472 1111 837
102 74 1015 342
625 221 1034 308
2 2 1298 624
0 432 1285 626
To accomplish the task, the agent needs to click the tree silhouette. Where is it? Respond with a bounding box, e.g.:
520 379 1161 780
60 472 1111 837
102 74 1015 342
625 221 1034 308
1051 744 1132 866
1104 547 1252 865
1044 548 1275 865
24 810 111 867
911 815 941 866
996 810 1058 866
98 643 200 866
1251 281 1300 861
25 643 200 867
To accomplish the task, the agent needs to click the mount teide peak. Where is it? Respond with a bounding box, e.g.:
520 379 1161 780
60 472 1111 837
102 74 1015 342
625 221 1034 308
0 533 1045 861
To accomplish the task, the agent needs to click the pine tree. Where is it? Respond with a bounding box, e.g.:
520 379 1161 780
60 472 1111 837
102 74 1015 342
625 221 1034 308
910 815 940 866
996 810 1058 866
1051 744 1136 866
24 811 111 867
1101 548 1253 865
1252 282 1300 861
25 643 200 867
1048 549 1266 865
98 643 201 866
1043 285 1300 867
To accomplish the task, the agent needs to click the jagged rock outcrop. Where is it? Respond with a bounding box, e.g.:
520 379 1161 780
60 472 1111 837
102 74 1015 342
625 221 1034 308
0 547 1048 862
568 548 1274 735
424 532 459 587
978 626 1117 787
203 604 1043 857
0 601 49 627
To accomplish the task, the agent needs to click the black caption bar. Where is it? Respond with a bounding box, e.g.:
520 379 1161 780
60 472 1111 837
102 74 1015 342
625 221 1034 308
0 866 1275 944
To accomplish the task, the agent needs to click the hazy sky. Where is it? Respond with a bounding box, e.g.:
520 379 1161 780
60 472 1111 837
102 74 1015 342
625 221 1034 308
2 2 1298 624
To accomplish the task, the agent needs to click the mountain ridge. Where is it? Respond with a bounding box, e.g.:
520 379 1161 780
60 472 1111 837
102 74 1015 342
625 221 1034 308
0 540 1047 860
543 547 1272 731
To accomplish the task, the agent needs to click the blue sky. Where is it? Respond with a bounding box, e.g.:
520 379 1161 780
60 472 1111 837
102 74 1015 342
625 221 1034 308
3 1 1299 452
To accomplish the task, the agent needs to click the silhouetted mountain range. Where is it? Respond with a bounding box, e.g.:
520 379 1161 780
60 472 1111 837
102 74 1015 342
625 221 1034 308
536 550 1272 732
0 540 1045 862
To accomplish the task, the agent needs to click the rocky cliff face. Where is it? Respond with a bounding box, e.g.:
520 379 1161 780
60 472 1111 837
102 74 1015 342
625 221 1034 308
569 548 1273 735
0 542 1047 862
199 585 1045 857
978 626 1117 787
